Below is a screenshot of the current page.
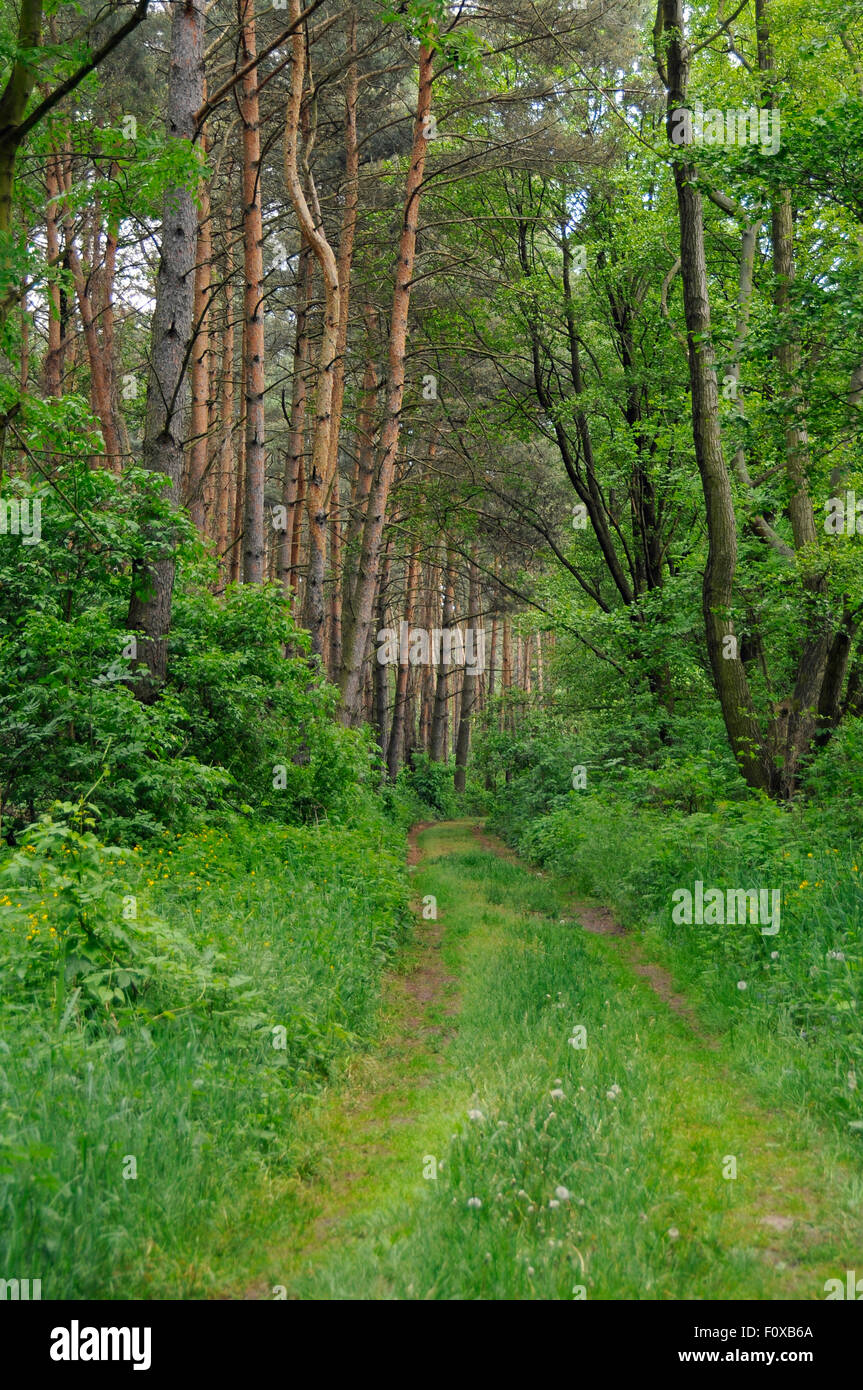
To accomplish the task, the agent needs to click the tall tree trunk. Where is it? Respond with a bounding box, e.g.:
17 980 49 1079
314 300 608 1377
338 43 434 720
341 303 380 625
403 662 419 767
230 298 248 584
387 538 420 780
239 0 266 583
658 0 769 790
771 180 831 792
280 237 312 597
755 0 829 793
290 454 305 613
0 0 43 238
727 216 792 556
185 121 212 530
326 9 360 678
374 542 393 761
488 614 498 700
501 616 512 733
454 555 480 792
430 546 456 761
419 560 434 751
58 154 122 468
284 0 340 655
127 0 205 697
214 207 235 581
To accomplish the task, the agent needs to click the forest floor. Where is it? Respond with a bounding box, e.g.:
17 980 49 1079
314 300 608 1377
233 820 863 1300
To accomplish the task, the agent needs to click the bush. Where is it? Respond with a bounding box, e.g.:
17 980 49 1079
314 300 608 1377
397 753 459 817
0 801 255 1027
0 804 413 1297
491 774 863 1141
0 459 373 839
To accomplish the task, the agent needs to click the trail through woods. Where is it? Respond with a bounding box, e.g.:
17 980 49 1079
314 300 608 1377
234 822 863 1301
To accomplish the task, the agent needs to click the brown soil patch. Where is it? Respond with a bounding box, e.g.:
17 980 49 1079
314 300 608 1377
571 903 625 937
407 821 437 866
403 822 458 1024
624 949 718 1047
760 1214 795 1233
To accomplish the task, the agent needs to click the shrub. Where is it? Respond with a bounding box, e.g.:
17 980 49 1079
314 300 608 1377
0 801 256 1026
398 753 459 817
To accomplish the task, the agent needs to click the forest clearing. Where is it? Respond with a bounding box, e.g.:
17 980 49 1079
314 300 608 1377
1 0 863 1336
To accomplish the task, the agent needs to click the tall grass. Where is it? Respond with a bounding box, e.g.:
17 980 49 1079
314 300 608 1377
0 806 412 1297
292 836 863 1300
496 792 863 1142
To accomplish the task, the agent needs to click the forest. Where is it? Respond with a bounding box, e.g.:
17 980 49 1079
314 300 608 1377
2 0 863 1309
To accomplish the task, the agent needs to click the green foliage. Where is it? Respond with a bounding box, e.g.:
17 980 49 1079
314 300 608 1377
0 808 413 1296
0 453 373 840
490 759 863 1140
168 578 374 828
476 702 744 845
397 752 459 818
49 113 207 225
0 800 249 1025
381 0 486 67
802 717 863 817
293 826 861 1301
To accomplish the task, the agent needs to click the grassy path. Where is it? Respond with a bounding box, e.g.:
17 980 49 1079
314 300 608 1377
237 820 863 1300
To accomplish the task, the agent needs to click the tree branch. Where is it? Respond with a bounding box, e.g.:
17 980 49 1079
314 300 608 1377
17 0 151 146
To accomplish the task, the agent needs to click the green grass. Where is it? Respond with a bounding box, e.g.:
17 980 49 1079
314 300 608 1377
503 794 863 1145
6 812 863 1301
281 822 863 1301
0 807 412 1298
